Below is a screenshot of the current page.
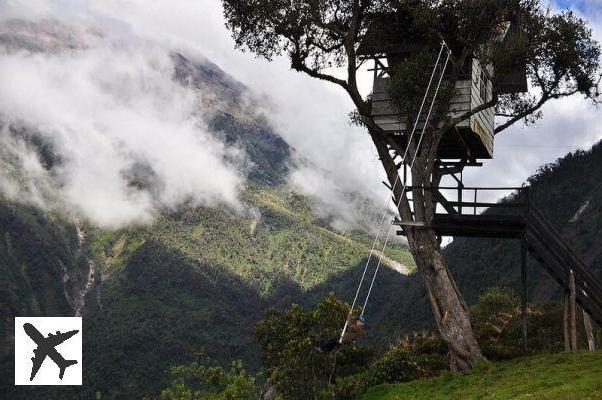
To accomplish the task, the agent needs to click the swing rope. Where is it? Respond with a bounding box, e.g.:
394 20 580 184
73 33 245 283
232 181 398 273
339 42 446 340
340 42 451 339
361 48 451 316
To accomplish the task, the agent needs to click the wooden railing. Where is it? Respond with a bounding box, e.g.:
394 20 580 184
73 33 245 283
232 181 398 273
402 186 529 216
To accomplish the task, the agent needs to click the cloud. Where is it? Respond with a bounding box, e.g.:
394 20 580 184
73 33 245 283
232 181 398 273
1 0 600 233
83 0 390 228
0 11 244 229
0 129 55 209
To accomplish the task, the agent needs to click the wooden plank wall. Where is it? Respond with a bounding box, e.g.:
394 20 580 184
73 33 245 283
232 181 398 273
469 58 495 156
370 58 495 157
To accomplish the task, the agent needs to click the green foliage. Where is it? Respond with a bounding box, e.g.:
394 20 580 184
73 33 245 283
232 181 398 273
471 288 564 360
363 335 448 386
255 294 375 400
388 50 455 127
396 332 449 377
364 347 421 386
495 6 601 129
328 333 449 400
158 358 258 400
363 351 602 400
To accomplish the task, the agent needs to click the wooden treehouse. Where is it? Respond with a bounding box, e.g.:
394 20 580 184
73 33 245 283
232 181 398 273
359 12 601 349
358 12 527 161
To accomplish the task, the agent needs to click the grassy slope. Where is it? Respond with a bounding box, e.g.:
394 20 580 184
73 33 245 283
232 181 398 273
365 351 602 400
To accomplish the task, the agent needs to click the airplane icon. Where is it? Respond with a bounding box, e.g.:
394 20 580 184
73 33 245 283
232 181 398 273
23 322 79 381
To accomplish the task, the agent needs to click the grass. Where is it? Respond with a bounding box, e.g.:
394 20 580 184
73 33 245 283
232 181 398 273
364 351 602 400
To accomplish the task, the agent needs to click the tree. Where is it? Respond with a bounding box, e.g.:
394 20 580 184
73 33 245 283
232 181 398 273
222 0 601 370
254 294 374 399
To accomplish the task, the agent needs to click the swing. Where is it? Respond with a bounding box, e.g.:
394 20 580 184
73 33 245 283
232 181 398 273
339 41 451 341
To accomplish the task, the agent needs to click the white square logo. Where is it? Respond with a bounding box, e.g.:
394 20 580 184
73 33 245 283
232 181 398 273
14 317 82 385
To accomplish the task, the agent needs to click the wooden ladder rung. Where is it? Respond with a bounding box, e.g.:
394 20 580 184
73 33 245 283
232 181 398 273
394 221 426 227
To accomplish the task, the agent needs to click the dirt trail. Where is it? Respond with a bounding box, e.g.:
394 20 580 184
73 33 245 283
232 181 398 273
371 249 410 275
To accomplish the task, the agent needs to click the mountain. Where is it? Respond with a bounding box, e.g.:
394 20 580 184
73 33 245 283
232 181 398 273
0 19 415 399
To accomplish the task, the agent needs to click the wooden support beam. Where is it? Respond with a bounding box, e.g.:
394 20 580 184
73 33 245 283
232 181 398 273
395 221 426 227
583 309 597 351
521 236 528 354
564 294 571 352
433 190 458 216
570 269 577 351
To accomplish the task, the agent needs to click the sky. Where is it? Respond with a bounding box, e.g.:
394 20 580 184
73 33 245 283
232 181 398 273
0 0 601 231
114 0 602 206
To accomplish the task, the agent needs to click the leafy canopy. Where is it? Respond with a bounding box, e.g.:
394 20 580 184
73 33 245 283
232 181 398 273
254 294 374 400
157 356 257 400
223 0 600 135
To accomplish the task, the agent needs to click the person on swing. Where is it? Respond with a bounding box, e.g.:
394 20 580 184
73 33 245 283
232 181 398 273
319 315 368 353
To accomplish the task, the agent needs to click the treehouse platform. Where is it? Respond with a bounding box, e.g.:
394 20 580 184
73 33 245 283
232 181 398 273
394 186 602 327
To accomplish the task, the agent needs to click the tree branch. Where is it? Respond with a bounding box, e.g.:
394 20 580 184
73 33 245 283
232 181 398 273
445 93 498 131
494 89 578 134
291 59 348 89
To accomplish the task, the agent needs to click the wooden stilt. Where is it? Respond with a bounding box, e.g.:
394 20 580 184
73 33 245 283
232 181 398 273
583 309 597 351
564 294 571 352
521 236 527 354
569 269 577 351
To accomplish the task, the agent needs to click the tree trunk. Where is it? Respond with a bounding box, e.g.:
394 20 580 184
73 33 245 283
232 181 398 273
407 228 486 370
370 133 485 371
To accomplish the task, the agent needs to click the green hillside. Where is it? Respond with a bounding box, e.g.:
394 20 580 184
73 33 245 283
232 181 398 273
74 183 415 398
364 351 602 400
0 180 416 399
0 199 83 352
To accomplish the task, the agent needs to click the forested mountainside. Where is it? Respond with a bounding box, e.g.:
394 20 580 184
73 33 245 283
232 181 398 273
0 20 414 398
2 183 416 399
445 141 602 304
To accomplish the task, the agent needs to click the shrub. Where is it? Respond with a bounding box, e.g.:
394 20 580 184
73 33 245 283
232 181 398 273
471 288 565 360
325 332 450 399
255 294 375 400
157 358 258 400
365 347 421 386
